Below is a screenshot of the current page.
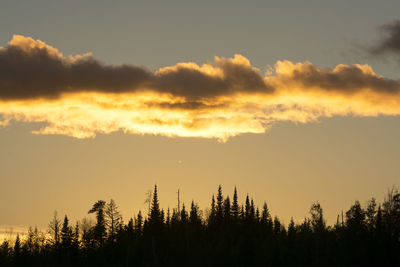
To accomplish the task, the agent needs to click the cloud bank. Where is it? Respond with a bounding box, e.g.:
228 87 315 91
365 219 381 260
1 35 400 141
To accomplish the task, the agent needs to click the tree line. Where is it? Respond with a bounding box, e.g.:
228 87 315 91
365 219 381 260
1 185 400 266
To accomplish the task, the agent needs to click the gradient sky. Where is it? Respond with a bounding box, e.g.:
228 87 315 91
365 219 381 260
1 0 400 231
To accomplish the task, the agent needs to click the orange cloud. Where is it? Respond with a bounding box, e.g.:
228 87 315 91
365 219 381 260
0 35 400 141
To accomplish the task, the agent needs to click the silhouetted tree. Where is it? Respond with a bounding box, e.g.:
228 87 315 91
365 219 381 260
365 198 377 232
382 187 400 239
261 202 273 231
310 202 326 232
376 205 383 236
223 196 231 223
165 207 171 227
105 198 122 240
135 211 143 234
255 207 260 222
148 185 163 232
180 203 188 224
208 195 216 225
231 187 239 221
245 195 251 221
250 199 256 222
346 200 366 234
48 210 61 246
73 222 80 249
189 201 202 228
13 234 21 257
88 200 107 246
273 216 282 235
216 185 224 224
61 215 73 249
288 217 296 237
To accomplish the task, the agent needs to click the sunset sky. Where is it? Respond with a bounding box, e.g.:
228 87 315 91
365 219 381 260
1 0 400 233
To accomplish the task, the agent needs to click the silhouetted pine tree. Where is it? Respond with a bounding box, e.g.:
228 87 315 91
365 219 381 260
148 185 163 232
189 201 202 228
61 215 73 249
208 195 216 226
170 209 179 227
166 207 171 227
261 202 272 231
231 187 239 222
216 185 224 224
88 200 107 246
250 199 256 222
73 222 80 249
126 218 134 236
181 203 188 224
273 216 282 235
240 205 245 222
13 234 21 257
288 217 296 237
245 195 251 222
135 211 143 234
223 196 231 223
346 201 366 234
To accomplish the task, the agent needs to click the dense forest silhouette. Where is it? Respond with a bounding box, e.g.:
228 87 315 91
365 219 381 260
1 185 400 266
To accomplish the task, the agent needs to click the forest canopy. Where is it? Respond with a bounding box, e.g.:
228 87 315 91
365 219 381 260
1 185 400 266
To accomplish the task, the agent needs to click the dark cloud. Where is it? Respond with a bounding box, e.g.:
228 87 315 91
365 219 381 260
0 36 272 101
283 63 400 95
1 35 400 103
369 20 400 55
0 43 152 99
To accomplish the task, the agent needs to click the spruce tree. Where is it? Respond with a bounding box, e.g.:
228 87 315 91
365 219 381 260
245 195 251 221
135 211 143 234
61 215 73 249
346 200 366 234
13 234 21 257
180 203 188 224
208 195 216 225
256 207 260 222
273 216 281 235
190 201 202 227
149 185 163 230
231 187 239 221
127 218 134 236
166 207 171 227
216 185 224 224
240 205 245 222
288 217 296 237
250 199 256 222
223 196 231 223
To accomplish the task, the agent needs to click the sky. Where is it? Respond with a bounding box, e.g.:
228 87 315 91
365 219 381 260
1 0 400 233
